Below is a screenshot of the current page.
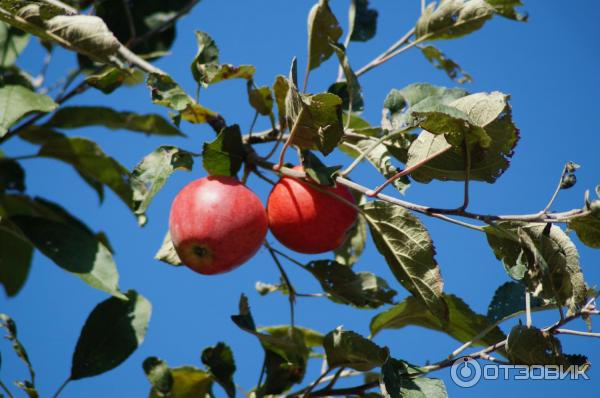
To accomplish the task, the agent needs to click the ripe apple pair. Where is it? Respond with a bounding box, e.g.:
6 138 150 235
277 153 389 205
169 167 357 275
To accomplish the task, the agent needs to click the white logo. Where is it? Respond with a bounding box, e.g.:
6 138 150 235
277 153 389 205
450 358 590 387
450 357 482 388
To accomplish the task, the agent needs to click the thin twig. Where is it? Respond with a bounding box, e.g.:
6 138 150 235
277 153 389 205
339 129 410 177
275 108 306 170
554 329 600 338
0 380 15 398
355 33 421 77
264 241 296 328
51 378 70 398
541 163 569 214
525 291 532 328
121 0 137 42
302 368 332 398
366 144 453 197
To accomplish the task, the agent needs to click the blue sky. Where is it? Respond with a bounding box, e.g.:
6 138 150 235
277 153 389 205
2 1 599 397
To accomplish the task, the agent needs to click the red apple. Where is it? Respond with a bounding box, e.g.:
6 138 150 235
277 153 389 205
266 166 358 254
169 176 268 275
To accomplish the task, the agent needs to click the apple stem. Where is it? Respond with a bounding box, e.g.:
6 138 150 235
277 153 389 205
275 108 306 171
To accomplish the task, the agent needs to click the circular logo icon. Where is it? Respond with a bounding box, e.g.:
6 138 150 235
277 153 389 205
450 357 482 388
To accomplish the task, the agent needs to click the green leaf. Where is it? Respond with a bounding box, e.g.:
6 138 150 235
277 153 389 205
305 260 396 308
416 0 495 41
487 281 546 322
37 136 133 210
191 31 255 87
44 106 183 136
149 366 212 398
201 342 235 398
258 325 324 349
370 294 506 347
44 15 120 58
202 125 245 177
95 0 198 57
380 360 447 398
362 201 447 322
273 75 289 131
290 92 345 156
485 222 587 310
0 3 120 64
146 73 218 125
0 22 29 67
131 146 194 225
143 357 174 396
348 0 378 42
0 85 57 136
382 84 467 131
307 0 342 71
335 191 367 266
231 295 309 394
407 91 519 183
340 136 411 194
10 214 125 298
85 66 144 94
0 157 25 192
0 227 32 297
329 42 363 112
323 327 389 371
334 217 367 265
154 231 182 266
0 313 36 384
420 45 472 84
485 0 528 21
506 325 565 365
300 150 341 186
568 210 600 248
71 290 151 379
247 81 274 117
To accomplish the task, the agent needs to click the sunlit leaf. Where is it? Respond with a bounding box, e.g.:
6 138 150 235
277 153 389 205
149 366 212 398
147 73 218 125
420 45 472 84
154 231 182 266
131 146 194 225
0 85 57 136
191 31 255 87
370 294 505 347
143 357 174 396
485 222 586 310
362 201 447 321
0 21 29 67
568 208 600 248
407 91 519 183
85 66 144 94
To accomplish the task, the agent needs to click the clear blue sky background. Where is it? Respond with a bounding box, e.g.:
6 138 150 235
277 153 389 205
2 1 600 397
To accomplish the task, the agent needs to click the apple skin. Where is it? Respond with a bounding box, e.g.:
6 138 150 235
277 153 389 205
169 176 268 275
267 167 358 254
